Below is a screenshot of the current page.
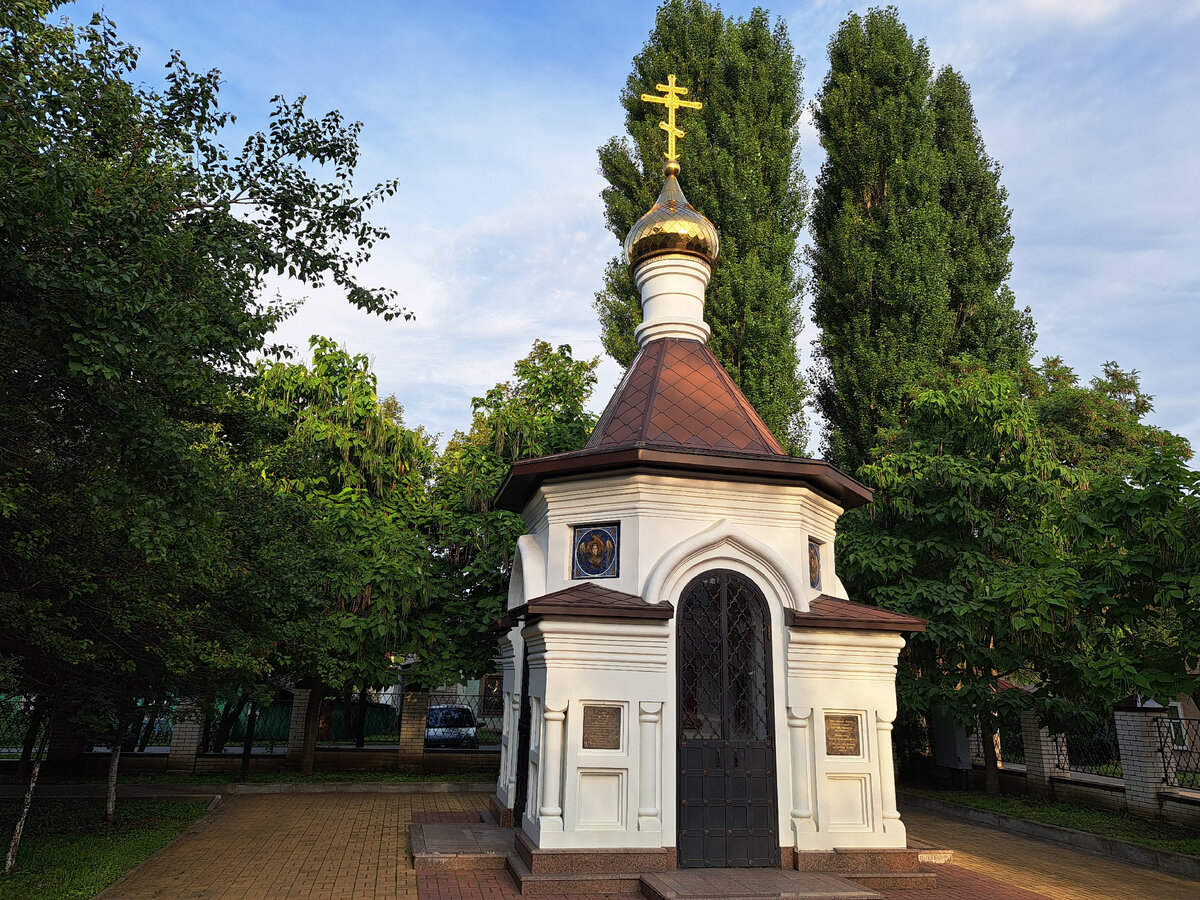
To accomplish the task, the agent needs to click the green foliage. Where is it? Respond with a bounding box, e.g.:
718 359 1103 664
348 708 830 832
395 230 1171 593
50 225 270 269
254 338 433 691
596 0 809 451
1064 455 1200 707
0 4 401 731
422 342 598 687
0 799 208 896
1025 357 1192 477
931 67 1034 370
840 360 1082 727
810 7 1032 471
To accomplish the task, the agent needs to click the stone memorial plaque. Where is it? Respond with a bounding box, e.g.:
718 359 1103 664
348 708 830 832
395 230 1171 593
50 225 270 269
824 714 861 756
582 705 622 750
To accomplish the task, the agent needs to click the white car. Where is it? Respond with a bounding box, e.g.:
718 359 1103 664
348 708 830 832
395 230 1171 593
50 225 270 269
425 704 479 749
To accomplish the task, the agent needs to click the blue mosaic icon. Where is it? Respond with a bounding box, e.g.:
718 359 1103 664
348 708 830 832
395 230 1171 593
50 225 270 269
808 539 822 590
573 523 620 579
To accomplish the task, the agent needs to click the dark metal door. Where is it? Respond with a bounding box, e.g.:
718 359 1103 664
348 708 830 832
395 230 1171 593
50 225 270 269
513 645 532 825
677 570 778 868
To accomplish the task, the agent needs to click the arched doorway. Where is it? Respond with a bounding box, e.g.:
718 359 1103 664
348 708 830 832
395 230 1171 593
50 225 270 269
677 570 779 868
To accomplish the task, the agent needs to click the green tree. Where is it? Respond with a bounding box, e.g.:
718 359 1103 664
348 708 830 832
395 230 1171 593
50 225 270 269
1025 357 1192 477
1066 455 1200 710
0 1 403 822
596 0 809 451
255 338 433 772
810 8 1031 471
839 359 1082 793
425 342 599 686
931 67 1034 369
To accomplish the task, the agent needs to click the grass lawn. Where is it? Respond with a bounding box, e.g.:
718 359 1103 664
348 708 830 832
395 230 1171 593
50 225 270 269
904 786 1200 858
0 798 208 899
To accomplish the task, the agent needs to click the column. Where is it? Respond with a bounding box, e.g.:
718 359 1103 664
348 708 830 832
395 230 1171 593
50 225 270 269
1020 708 1061 798
638 702 662 832
285 689 310 764
1114 706 1168 819
507 691 521 802
397 689 430 768
167 703 204 773
538 698 567 831
787 706 816 836
876 711 902 835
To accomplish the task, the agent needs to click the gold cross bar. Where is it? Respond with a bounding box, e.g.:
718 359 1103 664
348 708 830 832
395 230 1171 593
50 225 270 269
641 74 702 163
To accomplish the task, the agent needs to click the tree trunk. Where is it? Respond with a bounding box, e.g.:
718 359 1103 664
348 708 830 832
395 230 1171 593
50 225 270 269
354 688 368 749
6 716 50 875
299 684 324 776
211 696 247 753
16 703 45 783
979 711 1001 795
137 702 161 753
239 702 259 782
105 716 130 824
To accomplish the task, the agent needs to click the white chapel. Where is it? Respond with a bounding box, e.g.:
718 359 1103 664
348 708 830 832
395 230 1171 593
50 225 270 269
490 76 924 873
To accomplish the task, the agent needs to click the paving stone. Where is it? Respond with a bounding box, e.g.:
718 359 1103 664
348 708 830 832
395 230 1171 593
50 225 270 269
892 808 1200 900
91 791 1200 900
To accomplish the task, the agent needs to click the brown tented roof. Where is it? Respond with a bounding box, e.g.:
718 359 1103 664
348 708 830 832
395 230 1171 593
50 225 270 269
587 338 786 455
508 583 674 621
785 595 927 633
494 335 873 514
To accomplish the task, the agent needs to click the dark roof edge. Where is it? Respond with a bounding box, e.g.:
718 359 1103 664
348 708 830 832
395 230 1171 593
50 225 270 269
496 446 872 513
508 599 675 621
785 597 927 634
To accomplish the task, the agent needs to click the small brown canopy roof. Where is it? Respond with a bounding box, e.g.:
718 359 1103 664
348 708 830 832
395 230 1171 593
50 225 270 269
785 595 927 633
508 583 674 621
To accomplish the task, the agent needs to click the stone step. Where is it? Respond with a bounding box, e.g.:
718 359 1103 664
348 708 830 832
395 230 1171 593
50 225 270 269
504 851 644 895
906 837 954 865
793 849 923 873
844 872 938 891
639 869 881 899
410 823 511 872
514 828 675 875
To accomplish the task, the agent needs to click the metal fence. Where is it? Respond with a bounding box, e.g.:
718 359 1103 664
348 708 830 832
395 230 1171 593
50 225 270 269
997 711 1025 766
0 697 41 758
316 698 399 747
1157 717 1200 788
1054 717 1121 779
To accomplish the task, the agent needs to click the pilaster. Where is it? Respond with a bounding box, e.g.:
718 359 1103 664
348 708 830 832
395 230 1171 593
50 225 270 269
1114 707 1168 819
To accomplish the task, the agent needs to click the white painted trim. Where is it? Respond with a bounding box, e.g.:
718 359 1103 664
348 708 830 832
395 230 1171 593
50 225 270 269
509 533 547 610
643 518 808 612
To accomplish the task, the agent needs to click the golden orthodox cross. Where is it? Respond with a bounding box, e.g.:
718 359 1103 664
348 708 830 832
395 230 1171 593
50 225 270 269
641 74 702 163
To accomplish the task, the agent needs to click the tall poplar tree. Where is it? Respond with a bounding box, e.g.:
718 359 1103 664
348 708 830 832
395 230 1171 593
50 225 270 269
810 8 1032 472
931 67 1034 370
596 0 810 451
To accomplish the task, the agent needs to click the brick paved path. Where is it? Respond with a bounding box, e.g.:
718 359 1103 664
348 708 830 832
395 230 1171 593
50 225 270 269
890 809 1199 900
98 792 1198 900
97 792 489 900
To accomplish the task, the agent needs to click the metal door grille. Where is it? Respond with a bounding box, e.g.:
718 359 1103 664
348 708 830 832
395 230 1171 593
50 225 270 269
677 570 778 868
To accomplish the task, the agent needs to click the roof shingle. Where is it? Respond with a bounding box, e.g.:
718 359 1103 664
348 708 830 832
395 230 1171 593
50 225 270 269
587 338 785 456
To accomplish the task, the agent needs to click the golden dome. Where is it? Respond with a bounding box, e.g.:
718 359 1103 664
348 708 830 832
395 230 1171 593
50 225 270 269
624 167 719 270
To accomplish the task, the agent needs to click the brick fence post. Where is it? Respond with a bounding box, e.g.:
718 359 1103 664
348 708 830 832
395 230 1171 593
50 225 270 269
167 703 204 773
286 689 311 764
397 689 429 770
1020 709 1062 798
1113 704 1168 819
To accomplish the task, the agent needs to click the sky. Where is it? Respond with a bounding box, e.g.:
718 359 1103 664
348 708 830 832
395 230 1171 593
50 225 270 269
60 0 1200 456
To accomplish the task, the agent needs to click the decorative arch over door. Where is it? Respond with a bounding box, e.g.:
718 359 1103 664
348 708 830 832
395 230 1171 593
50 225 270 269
676 570 779 868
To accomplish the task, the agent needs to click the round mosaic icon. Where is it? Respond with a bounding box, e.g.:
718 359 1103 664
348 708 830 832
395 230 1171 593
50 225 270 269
808 540 821 590
573 525 619 579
